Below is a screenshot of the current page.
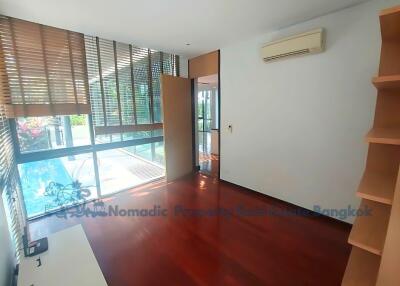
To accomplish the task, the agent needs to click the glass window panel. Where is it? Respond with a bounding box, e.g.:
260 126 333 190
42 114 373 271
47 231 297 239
198 119 204 132
205 119 212 132
154 141 165 166
151 129 163 137
18 153 97 218
198 131 211 155
131 143 152 161
198 92 204 116
198 132 204 153
97 146 164 196
116 42 135 126
132 49 151 124
151 51 162 123
94 129 162 144
94 133 123 144
121 131 151 141
16 115 91 153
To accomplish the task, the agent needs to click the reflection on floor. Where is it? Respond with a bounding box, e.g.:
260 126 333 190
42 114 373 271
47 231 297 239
29 174 351 286
199 152 219 177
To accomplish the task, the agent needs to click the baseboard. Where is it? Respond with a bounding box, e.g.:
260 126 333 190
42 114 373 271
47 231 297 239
219 178 352 227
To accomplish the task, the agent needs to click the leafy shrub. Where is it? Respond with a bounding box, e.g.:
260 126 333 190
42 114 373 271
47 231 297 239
70 115 86 126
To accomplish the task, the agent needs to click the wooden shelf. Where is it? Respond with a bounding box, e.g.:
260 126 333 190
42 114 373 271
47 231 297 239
344 5 400 285
342 247 381 286
348 200 391 255
380 6 400 41
357 171 397 205
376 168 400 286
372 75 400 90
366 128 400 145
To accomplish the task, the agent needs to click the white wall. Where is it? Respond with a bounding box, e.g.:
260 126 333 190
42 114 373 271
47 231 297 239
220 0 400 223
0 195 13 286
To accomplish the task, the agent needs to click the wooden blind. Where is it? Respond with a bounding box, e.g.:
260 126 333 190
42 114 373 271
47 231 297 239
2 172 24 262
0 16 90 117
0 104 13 189
0 102 23 261
152 52 178 123
85 35 179 136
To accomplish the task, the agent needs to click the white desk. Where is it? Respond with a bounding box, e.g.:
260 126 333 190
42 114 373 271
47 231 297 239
18 224 108 286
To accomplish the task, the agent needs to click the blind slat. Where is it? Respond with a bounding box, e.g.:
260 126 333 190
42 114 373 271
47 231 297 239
0 102 23 262
0 15 91 117
85 36 179 138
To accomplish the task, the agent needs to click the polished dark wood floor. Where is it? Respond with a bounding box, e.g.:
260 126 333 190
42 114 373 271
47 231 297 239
199 153 219 178
29 173 351 286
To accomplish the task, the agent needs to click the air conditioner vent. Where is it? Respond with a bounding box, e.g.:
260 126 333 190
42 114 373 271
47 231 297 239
261 29 324 63
263 49 310 62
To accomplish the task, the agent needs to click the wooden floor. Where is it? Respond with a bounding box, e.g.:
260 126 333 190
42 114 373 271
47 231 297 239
199 153 219 178
29 173 351 286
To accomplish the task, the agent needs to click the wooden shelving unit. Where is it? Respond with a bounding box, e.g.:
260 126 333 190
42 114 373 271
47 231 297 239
357 171 396 205
366 128 400 145
348 200 391 255
373 75 400 90
342 5 400 286
342 247 380 286
376 168 400 285
379 6 400 41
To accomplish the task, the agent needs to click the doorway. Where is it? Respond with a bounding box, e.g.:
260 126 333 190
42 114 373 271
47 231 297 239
196 74 219 177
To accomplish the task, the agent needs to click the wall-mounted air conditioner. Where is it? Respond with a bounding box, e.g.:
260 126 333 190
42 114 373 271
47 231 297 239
261 28 325 62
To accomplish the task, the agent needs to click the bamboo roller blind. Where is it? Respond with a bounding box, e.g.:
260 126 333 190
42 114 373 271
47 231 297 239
0 16 90 117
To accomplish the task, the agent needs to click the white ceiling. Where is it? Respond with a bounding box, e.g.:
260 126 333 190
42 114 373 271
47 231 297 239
0 0 368 58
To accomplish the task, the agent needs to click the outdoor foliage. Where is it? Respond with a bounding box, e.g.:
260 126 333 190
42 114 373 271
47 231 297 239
17 117 49 152
70 115 86 126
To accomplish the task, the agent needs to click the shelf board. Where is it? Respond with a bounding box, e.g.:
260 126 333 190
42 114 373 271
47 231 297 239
380 5 400 41
366 128 400 145
348 200 391 256
372 75 400 90
342 247 381 286
357 171 397 205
